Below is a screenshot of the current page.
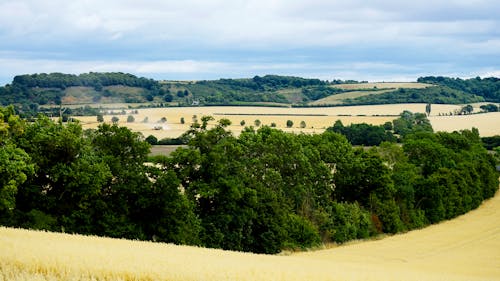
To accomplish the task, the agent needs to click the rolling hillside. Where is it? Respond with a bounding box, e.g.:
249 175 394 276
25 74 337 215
2 73 497 114
1 189 499 281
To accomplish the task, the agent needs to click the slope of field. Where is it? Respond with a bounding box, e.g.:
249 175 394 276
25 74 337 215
1 190 499 281
309 89 393 105
331 82 431 90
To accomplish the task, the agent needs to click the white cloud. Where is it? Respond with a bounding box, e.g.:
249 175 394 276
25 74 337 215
0 0 498 83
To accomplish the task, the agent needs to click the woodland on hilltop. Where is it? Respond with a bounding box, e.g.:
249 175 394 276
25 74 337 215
1 73 499 117
1 105 498 253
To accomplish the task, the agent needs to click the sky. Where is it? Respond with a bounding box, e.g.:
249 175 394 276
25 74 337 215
0 0 499 85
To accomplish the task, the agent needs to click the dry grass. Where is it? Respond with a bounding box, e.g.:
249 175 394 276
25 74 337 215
429 112 500 137
309 90 393 105
1 190 499 281
331 82 431 90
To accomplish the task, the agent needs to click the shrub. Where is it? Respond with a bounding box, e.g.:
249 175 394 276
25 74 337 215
283 214 321 250
145 135 158 145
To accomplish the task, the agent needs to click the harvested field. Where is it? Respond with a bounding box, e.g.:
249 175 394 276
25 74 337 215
1 190 498 280
75 104 499 138
309 90 393 105
331 82 432 90
75 104 453 138
429 112 500 137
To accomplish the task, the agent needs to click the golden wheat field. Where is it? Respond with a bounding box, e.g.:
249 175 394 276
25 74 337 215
1 189 499 281
75 103 499 138
77 104 500 139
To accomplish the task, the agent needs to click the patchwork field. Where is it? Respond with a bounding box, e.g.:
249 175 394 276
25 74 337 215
1 189 498 281
75 103 499 139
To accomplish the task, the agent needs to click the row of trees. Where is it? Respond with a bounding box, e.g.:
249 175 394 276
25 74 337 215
12 72 159 90
328 111 433 146
1 106 498 254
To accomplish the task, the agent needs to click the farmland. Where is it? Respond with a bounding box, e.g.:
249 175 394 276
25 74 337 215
330 82 431 90
1 188 498 281
75 103 500 139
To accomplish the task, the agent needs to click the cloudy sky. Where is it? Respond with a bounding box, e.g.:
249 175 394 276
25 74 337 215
0 0 499 85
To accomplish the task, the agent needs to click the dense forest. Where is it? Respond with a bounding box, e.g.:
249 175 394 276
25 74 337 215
1 106 498 254
1 73 499 113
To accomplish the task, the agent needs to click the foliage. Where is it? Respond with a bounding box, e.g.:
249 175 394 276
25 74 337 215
343 85 484 105
327 120 396 146
417 76 500 102
392 111 433 138
481 135 500 150
480 103 499 112
0 106 498 255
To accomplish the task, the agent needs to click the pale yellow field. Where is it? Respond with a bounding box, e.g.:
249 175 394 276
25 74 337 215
1 189 498 281
76 104 488 139
331 82 432 90
309 90 393 105
429 112 500 137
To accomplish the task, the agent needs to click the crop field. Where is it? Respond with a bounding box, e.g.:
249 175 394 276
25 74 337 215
1 189 498 281
309 89 393 105
73 103 500 139
330 82 432 90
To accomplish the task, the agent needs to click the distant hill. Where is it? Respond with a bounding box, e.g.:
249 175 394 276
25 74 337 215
0 73 498 114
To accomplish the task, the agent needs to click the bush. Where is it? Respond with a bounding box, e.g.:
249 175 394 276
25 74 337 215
145 135 158 145
127 115 135 123
286 120 293 128
283 214 321 250
321 202 374 243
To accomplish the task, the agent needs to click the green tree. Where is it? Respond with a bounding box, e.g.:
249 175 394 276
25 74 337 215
425 103 431 116
111 116 119 124
180 117 185 124
15 117 112 230
254 119 261 127
461 104 474 114
480 103 499 112
145 135 158 145
164 94 174 102
127 115 135 123
0 144 33 214
240 120 246 126
286 120 293 128
300 121 306 128
97 114 104 123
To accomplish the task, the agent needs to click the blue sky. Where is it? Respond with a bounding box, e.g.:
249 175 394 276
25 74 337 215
0 0 499 85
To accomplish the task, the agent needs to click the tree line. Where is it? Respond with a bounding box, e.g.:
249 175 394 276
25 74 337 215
1 105 498 254
418 76 500 102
